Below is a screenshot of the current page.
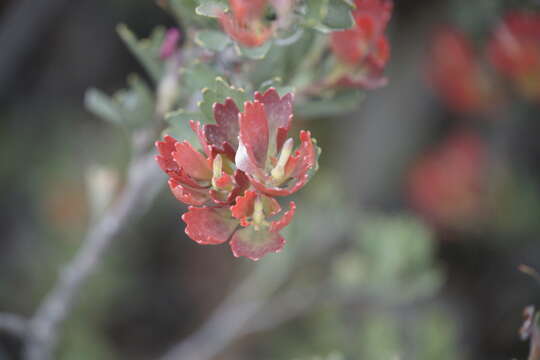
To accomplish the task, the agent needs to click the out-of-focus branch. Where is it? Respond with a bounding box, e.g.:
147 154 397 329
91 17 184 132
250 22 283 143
159 211 348 360
22 152 164 360
0 313 27 337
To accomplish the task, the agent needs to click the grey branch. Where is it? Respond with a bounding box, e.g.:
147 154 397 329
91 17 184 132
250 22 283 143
159 212 347 360
23 153 164 360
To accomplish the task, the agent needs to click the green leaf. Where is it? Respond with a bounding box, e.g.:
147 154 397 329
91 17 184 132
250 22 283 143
115 75 155 128
117 24 165 83
303 0 329 27
164 110 205 145
319 0 354 31
258 78 295 97
181 62 221 93
295 91 364 119
234 41 272 60
85 75 155 129
168 0 209 25
195 30 231 51
195 0 228 18
199 77 248 122
84 89 123 125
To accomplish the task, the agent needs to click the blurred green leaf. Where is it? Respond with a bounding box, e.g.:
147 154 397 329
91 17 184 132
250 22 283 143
235 41 273 59
319 0 354 31
181 62 221 94
114 75 155 128
195 30 231 51
85 75 155 129
303 0 354 32
303 0 329 27
195 0 228 18
84 89 123 125
168 0 210 25
117 24 165 83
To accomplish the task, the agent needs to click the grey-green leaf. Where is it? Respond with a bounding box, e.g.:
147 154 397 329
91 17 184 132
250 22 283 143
195 30 231 51
195 0 228 18
117 24 165 83
234 41 272 60
84 88 123 125
321 0 355 30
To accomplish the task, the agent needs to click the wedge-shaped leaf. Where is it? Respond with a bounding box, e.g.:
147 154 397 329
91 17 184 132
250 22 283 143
199 77 248 122
195 30 231 51
195 0 228 18
85 75 155 129
117 24 165 83
234 41 272 60
168 0 211 26
304 0 354 32
114 75 155 128
85 88 123 125
320 0 355 30
164 110 205 146
181 62 221 94
303 0 329 27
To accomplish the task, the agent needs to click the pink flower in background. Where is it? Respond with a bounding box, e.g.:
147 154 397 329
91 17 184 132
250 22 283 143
156 89 320 260
488 11 540 101
407 131 486 229
428 27 495 114
159 28 181 60
329 0 393 89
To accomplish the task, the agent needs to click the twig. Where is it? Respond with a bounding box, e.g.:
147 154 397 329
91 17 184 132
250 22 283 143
22 153 164 360
158 210 349 360
0 313 27 337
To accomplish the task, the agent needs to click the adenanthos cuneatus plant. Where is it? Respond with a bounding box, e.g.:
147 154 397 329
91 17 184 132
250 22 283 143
156 88 320 260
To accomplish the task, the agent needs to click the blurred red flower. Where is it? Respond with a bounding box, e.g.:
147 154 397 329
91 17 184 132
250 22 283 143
329 0 393 89
488 11 540 102
407 131 486 229
219 0 274 47
428 27 495 114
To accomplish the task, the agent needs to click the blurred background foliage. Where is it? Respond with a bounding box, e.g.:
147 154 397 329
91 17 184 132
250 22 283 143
1 0 540 359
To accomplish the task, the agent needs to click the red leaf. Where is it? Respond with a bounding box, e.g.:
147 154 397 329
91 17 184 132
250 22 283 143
239 101 269 168
229 226 285 261
254 88 293 156
231 190 257 226
155 136 179 173
173 141 212 181
169 179 209 206
205 98 240 151
270 201 295 232
182 206 238 245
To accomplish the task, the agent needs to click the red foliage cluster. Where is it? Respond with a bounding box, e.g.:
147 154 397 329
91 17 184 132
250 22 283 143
155 89 319 260
428 11 540 112
330 0 393 89
488 11 540 101
407 131 486 229
428 28 495 114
